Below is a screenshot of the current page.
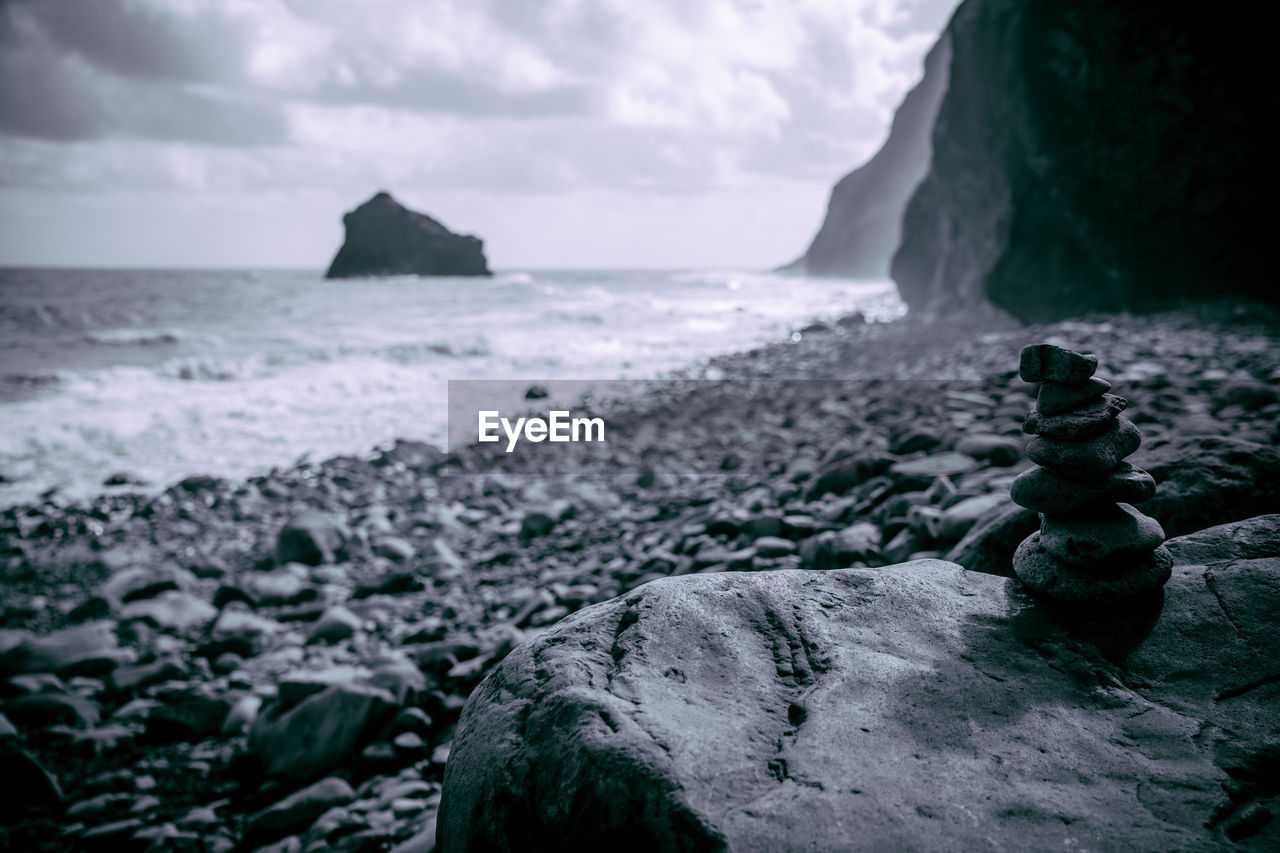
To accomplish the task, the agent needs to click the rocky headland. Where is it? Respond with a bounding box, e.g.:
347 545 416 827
325 192 491 280
778 30 950 278
1 302 1278 851
789 0 1275 322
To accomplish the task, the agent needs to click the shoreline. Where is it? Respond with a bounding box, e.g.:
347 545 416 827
0 271 904 512
2 299 1279 850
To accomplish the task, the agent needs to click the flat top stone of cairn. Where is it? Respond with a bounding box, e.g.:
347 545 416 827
1019 343 1098 384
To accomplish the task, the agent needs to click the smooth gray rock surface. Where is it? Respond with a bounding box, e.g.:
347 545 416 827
440 547 1279 852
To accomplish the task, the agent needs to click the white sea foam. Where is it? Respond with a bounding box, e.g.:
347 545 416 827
85 328 184 346
0 268 902 506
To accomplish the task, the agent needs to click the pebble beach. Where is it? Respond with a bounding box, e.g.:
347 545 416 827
2 301 1279 851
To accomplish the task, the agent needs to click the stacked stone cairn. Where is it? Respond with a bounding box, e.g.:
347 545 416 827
1010 344 1172 604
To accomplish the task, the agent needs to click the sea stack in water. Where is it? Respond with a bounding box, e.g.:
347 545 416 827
1010 344 1170 604
325 191 491 279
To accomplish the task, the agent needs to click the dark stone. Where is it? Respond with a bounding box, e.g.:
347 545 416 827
5 691 101 729
1037 502 1165 566
276 511 349 566
102 471 147 487
1036 376 1111 415
0 621 127 677
519 512 557 540
1026 417 1141 480
1017 345 1097 384
780 34 951 277
79 818 146 847
353 571 424 599
0 745 63 820
248 684 397 786
325 191 490 279
953 433 1022 466
943 496 1039 577
177 474 225 493
798 522 882 569
1134 436 1280 538
108 656 187 694
372 439 446 471
1013 534 1172 603
887 451 978 488
1022 394 1126 441
890 0 1277 321
804 454 893 501
144 688 232 743
1212 380 1280 414
888 425 943 455
1010 462 1155 515
245 777 355 846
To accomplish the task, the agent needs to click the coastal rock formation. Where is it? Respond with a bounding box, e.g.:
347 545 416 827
887 0 1275 321
779 33 950 278
325 192 490 279
439 553 1279 851
1011 344 1169 603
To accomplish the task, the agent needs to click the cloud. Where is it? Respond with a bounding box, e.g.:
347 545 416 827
20 0 257 83
0 0 959 196
0 1 289 144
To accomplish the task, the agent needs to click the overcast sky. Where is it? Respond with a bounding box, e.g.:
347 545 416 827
0 0 959 270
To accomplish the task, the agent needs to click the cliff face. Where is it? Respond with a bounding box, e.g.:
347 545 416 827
891 0 1273 321
783 34 951 278
325 192 490 279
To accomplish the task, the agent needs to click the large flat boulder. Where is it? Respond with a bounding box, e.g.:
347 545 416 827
439 545 1280 851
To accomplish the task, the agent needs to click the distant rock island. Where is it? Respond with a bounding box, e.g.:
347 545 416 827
790 0 1274 322
325 191 491 279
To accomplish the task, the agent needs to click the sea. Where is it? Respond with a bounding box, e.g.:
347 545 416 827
0 267 904 508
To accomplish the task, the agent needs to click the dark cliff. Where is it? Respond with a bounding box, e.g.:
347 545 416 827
891 0 1274 322
325 192 491 279
782 33 951 278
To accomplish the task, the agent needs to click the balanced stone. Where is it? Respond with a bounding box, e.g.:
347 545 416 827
1036 376 1112 415
1019 344 1098 384
1022 394 1127 440
1026 417 1141 480
1038 503 1166 565
1013 534 1173 603
1010 462 1156 514
1012 343 1168 605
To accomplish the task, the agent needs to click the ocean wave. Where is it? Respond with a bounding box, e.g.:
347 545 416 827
539 311 606 325
155 335 493 382
1 372 63 390
381 337 491 362
496 272 535 285
162 358 247 382
86 328 183 347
